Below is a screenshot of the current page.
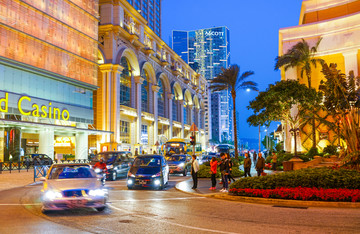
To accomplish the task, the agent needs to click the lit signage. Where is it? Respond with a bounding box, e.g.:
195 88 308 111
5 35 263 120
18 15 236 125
204 30 224 37
0 92 70 121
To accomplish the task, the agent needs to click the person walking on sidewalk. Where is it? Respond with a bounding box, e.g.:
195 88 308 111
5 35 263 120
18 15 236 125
244 153 252 177
219 153 229 192
209 157 218 190
253 151 257 164
256 152 265 176
271 152 277 171
227 154 235 183
191 155 199 189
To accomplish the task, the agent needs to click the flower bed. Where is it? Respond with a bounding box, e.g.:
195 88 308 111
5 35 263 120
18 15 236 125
229 187 360 202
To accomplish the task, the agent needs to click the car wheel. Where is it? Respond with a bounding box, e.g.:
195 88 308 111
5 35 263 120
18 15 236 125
127 185 133 190
183 169 187 176
41 207 51 214
96 206 106 212
111 171 117 181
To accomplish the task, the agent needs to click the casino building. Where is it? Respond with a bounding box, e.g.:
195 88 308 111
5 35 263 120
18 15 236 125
0 0 102 161
94 0 207 154
278 0 360 153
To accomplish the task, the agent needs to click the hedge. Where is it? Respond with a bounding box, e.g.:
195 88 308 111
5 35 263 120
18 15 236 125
229 167 360 190
197 164 244 178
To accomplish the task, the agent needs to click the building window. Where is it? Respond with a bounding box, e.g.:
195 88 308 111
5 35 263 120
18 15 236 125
183 105 187 125
141 69 149 113
158 79 165 117
141 124 148 145
120 120 130 144
120 57 131 107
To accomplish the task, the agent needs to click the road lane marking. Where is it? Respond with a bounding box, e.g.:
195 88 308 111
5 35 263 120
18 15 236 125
109 197 205 202
0 203 41 206
109 204 239 234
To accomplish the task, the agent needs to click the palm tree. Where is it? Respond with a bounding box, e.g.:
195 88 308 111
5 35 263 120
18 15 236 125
209 65 257 159
275 38 324 150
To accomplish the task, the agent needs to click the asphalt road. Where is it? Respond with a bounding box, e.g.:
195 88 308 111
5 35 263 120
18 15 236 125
1 176 360 234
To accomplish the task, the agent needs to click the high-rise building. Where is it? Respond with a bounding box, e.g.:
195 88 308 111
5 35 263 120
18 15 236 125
126 0 161 36
172 27 231 143
0 0 100 161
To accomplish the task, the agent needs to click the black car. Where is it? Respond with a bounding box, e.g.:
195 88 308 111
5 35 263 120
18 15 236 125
91 151 134 181
167 154 191 176
127 155 169 190
25 154 53 166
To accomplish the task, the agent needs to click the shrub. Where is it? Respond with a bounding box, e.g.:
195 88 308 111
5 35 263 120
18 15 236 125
306 147 319 158
230 167 360 190
323 145 338 156
197 164 244 178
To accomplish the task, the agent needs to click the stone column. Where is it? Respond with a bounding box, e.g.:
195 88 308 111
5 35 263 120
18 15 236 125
343 50 358 77
168 93 174 139
152 85 160 144
39 128 54 159
134 76 144 145
188 104 194 125
179 99 184 138
111 65 124 145
75 131 88 160
98 64 113 136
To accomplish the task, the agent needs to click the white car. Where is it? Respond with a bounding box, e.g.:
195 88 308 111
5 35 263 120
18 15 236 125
41 163 108 213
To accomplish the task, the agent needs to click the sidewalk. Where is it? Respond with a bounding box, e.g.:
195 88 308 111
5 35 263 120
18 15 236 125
0 169 38 191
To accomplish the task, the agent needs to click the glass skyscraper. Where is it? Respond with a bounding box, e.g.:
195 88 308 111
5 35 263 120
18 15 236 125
172 27 232 143
126 0 161 36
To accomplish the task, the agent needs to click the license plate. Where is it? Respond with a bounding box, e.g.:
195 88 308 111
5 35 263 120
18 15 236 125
68 199 86 208
139 180 147 185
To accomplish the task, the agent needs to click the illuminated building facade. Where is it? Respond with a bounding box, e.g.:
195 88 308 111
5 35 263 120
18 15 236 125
172 27 232 143
0 0 101 161
279 0 360 153
125 0 161 36
97 0 207 153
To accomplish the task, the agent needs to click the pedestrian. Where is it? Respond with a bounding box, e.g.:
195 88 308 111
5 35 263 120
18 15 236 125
256 152 265 176
253 151 257 164
191 155 199 189
271 152 277 170
243 152 252 177
227 154 235 183
209 157 218 190
135 148 139 156
219 152 229 192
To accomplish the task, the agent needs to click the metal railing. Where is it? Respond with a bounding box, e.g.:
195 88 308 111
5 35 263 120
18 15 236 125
0 159 90 173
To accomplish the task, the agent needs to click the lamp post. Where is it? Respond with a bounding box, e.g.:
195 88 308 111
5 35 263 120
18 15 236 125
289 127 300 158
247 88 261 153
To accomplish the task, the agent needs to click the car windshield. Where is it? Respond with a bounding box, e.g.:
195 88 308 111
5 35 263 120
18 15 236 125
106 156 117 163
167 155 186 161
133 157 161 167
135 167 161 175
48 166 96 179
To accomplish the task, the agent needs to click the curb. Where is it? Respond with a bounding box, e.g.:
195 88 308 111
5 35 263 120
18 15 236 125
175 180 360 208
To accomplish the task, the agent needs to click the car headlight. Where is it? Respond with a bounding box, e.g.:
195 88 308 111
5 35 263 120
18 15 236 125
178 163 185 168
106 165 113 169
127 179 133 185
44 190 63 201
151 172 161 177
94 168 101 173
89 189 106 197
154 179 161 186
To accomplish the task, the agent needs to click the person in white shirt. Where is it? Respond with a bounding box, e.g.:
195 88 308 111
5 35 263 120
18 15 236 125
191 155 200 189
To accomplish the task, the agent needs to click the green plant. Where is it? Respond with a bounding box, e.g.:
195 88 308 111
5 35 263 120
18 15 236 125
197 164 244 178
323 145 338 156
307 147 319 158
230 167 360 190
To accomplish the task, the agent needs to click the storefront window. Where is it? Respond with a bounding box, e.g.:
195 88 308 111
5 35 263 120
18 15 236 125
120 57 131 107
120 120 130 144
141 124 148 145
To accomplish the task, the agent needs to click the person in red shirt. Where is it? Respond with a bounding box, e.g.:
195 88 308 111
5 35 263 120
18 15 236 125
94 158 107 172
209 157 218 190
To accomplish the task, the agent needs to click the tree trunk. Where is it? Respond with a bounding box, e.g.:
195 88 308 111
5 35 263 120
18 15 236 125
231 90 239 160
306 72 317 149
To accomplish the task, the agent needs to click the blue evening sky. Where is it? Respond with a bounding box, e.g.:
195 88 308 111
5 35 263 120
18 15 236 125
162 0 303 140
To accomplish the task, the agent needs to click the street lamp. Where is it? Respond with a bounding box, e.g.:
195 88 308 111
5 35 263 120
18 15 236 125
289 127 300 158
247 88 261 153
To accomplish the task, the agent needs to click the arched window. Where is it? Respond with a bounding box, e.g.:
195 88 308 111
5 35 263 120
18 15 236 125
158 79 165 117
141 69 149 112
172 89 179 122
120 57 131 107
